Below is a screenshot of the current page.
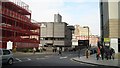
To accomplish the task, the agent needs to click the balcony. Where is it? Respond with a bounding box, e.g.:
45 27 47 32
1 23 39 35
2 0 31 14
2 36 39 43
2 7 39 29
2 7 31 23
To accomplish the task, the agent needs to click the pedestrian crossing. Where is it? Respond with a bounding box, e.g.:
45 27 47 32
14 54 97 66
14 55 52 63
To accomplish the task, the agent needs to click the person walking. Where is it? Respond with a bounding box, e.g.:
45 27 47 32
78 49 81 58
58 49 62 56
100 46 104 60
105 47 109 60
110 48 115 60
96 47 100 60
33 47 36 54
85 49 90 59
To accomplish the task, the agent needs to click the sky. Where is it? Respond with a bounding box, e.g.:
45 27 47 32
21 0 100 36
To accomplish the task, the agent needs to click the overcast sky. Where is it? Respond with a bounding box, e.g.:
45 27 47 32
21 0 100 36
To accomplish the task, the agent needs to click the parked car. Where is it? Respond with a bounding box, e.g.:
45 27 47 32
0 49 14 65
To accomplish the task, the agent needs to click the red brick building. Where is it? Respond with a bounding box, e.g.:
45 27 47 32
0 0 40 49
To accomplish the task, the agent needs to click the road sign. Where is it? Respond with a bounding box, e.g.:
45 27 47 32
104 38 110 42
7 41 13 49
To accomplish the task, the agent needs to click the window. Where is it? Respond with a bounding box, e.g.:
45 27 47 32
3 50 10 55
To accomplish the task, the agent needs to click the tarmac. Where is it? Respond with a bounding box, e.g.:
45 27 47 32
13 51 120 67
72 54 120 67
13 51 54 55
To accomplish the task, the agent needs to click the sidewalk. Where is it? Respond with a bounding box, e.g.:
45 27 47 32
72 54 120 67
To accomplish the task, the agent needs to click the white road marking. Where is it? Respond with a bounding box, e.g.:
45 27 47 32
45 56 49 57
60 56 68 59
27 58 31 61
15 58 22 62
36 58 45 60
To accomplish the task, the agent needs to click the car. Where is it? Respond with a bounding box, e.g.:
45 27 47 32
0 49 14 65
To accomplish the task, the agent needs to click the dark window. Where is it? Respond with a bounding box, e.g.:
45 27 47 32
45 38 48 40
3 50 10 55
0 49 2 55
118 38 120 52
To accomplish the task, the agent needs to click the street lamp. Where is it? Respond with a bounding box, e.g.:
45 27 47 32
83 26 89 48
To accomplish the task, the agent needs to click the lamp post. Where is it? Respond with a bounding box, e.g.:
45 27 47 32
83 26 89 48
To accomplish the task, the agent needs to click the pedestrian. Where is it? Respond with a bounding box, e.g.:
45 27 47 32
55 47 57 52
38 47 41 52
85 49 90 59
110 48 115 60
33 47 36 54
96 47 100 60
58 49 62 56
100 46 104 60
105 47 109 60
78 49 81 58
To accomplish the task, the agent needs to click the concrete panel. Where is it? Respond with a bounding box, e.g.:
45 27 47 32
53 41 64 45
46 22 53 37
54 23 65 37
110 38 118 53
108 2 118 19
109 19 118 38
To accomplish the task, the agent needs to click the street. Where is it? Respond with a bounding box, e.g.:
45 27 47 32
2 51 97 67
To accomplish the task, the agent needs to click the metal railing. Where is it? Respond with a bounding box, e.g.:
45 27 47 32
1 0 31 13
1 23 39 35
2 7 31 23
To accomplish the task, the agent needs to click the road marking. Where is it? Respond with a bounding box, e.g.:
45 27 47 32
27 58 31 61
15 58 22 62
45 56 49 57
36 58 45 60
60 56 67 59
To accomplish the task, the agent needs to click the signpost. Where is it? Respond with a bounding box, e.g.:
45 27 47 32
7 41 13 49
104 38 110 46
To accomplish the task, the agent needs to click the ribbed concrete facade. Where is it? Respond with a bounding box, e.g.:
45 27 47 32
39 22 72 51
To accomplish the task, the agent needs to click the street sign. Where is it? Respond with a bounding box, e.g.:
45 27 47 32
104 38 110 42
7 41 13 49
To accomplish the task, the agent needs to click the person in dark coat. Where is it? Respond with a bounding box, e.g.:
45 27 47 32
100 46 104 60
110 48 115 60
58 49 62 56
105 47 110 60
